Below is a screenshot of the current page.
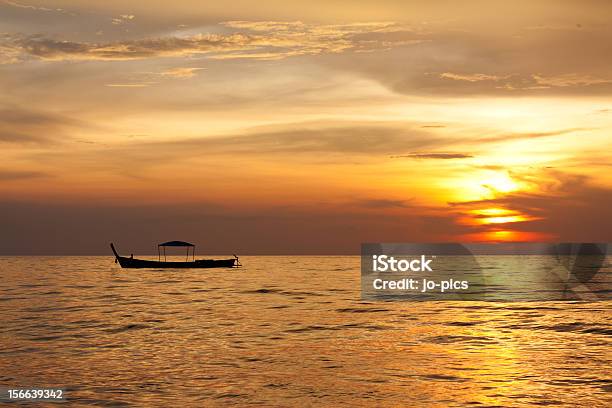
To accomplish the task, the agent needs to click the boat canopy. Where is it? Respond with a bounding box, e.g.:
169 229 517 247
158 240 195 261
158 240 195 247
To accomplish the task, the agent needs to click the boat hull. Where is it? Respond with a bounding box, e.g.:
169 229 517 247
110 243 237 269
116 257 236 269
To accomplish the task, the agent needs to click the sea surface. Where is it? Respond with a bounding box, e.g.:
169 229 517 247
0 256 610 407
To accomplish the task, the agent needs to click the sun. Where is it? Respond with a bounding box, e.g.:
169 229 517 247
481 173 521 195
448 170 547 241
477 215 529 225
443 169 531 204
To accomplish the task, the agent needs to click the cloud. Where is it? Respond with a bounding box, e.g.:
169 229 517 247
123 121 447 159
160 67 205 78
0 43 22 64
357 199 412 208
104 82 155 87
38 121 588 180
1 21 420 63
476 128 590 144
532 73 612 87
0 106 83 143
391 152 473 159
439 72 612 91
0 169 47 180
328 22 612 96
111 14 135 25
29 121 451 180
472 164 508 171
6 16 609 97
10 34 249 61
3 0 61 12
101 67 204 88
440 72 502 82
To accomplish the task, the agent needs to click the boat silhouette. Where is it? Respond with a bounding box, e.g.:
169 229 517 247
110 241 240 269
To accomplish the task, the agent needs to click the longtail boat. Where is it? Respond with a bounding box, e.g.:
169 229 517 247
110 241 240 269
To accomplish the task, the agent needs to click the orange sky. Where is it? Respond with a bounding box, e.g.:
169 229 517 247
1 0 611 253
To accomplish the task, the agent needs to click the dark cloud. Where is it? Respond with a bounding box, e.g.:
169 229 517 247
0 169 48 180
346 29 425 47
197 124 444 154
38 121 592 179
13 34 252 60
472 164 507 171
51 122 450 172
2 21 417 62
12 120 460 183
0 106 83 143
0 199 463 254
476 128 591 144
357 199 411 209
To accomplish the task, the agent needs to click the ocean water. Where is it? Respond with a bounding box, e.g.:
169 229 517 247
0 256 610 407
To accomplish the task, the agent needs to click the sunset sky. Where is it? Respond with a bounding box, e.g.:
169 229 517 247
1 0 611 254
